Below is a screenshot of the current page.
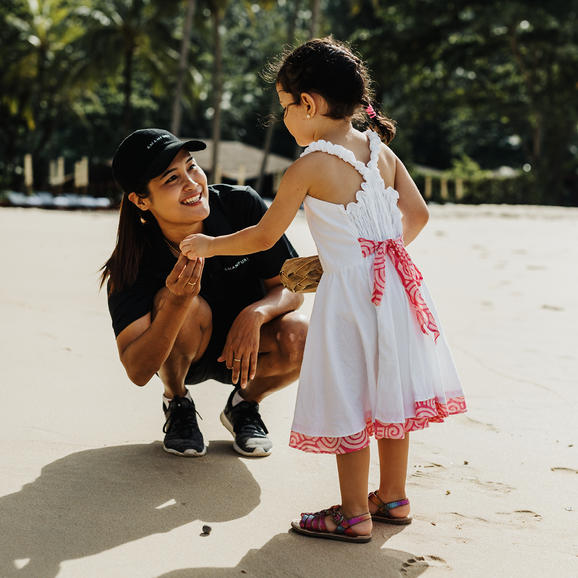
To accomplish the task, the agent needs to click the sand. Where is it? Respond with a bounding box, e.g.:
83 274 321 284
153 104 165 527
0 203 576 577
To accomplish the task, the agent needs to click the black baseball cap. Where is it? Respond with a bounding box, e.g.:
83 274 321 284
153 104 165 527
112 128 206 193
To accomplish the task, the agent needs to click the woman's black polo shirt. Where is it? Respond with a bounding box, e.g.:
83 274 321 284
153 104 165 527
108 184 298 338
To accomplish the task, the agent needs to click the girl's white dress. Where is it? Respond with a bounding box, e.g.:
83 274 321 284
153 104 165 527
290 130 466 454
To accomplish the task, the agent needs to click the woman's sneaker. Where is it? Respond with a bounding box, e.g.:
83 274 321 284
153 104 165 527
163 395 207 457
220 388 272 457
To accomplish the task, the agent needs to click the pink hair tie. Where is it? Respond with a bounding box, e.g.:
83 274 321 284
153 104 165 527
365 105 377 119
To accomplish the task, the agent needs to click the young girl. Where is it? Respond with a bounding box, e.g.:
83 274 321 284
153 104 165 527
180 37 466 543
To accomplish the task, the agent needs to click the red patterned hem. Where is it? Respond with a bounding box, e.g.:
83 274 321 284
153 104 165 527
289 396 467 454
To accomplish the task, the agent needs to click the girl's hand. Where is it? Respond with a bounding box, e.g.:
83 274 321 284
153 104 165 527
180 234 214 259
165 253 204 297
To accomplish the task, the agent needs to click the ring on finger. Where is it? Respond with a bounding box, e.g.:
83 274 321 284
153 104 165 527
233 357 242 363
187 281 197 287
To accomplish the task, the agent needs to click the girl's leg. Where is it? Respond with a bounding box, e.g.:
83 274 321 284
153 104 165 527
318 446 373 536
371 436 411 519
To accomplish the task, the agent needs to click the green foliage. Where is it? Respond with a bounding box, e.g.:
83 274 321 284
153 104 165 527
0 0 576 204
326 0 577 205
445 155 493 180
461 175 538 205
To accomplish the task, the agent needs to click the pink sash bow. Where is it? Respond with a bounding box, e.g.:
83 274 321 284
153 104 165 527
359 237 440 342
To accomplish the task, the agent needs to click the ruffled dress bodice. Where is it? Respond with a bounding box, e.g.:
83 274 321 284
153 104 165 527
302 132 402 272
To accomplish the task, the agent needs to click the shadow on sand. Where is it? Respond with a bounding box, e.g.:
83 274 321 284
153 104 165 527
157 527 429 577
0 441 260 577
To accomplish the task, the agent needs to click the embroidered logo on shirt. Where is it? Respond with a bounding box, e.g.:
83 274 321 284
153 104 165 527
223 258 249 272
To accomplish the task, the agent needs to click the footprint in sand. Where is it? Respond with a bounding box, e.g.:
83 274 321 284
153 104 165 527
550 466 578 474
541 304 564 312
401 555 450 575
470 478 515 494
496 510 542 527
410 462 446 482
464 417 499 433
449 512 491 525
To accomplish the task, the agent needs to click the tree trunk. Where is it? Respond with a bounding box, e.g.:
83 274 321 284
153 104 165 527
30 44 47 156
122 36 135 135
171 0 197 136
309 0 321 38
255 0 302 194
210 6 223 181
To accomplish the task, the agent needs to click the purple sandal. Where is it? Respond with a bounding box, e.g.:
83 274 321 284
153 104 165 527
291 505 372 543
368 492 412 525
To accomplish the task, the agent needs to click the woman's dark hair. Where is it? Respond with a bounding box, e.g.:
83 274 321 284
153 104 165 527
273 37 396 144
99 188 161 294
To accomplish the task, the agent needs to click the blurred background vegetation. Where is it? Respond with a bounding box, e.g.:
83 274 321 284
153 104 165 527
1 0 576 205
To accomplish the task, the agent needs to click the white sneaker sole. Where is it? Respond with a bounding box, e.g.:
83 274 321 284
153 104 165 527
162 443 207 457
219 411 272 457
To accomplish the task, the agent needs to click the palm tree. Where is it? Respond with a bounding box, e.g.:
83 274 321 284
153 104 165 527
255 0 303 193
205 0 276 181
3 0 87 154
206 0 228 180
81 0 179 135
171 0 197 136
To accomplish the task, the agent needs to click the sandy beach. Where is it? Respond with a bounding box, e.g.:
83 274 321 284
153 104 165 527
0 203 576 577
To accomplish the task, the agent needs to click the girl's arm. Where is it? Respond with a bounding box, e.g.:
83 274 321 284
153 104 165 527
180 161 309 258
394 154 430 245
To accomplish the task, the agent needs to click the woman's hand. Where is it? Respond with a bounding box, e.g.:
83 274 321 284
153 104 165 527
218 308 265 388
165 253 204 297
180 234 214 259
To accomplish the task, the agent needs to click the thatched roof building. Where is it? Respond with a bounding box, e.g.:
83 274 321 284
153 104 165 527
188 139 293 183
